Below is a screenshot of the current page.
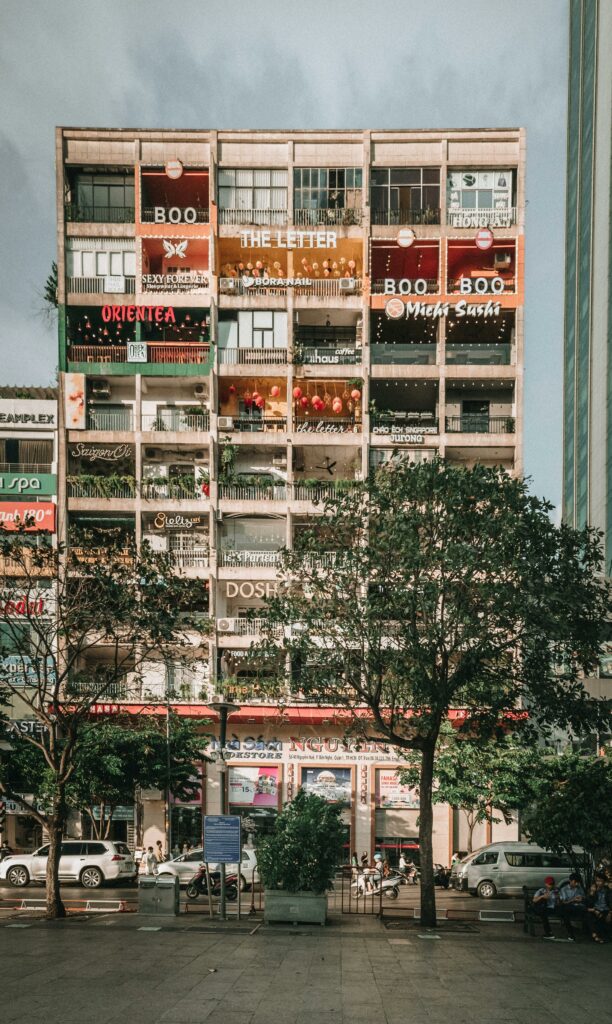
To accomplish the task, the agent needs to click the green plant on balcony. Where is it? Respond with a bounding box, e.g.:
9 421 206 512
167 473 197 499
292 342 305 367
505 417 515 434
219 441 238 483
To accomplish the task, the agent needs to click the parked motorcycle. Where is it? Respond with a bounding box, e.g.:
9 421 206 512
186 864 238 902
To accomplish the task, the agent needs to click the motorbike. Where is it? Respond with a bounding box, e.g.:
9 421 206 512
352 868 404 900
434 864 451 889
186 864 239 902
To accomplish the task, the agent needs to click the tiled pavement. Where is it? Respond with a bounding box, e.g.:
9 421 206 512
0 913 610 1024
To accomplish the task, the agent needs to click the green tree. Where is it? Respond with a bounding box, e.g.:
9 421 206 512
522 754 612 886
400 727 549 854
65 715 206 839
257 789 345 894
0 530 208 918
254 461 610 926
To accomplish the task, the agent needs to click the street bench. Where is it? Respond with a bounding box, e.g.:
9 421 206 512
522 883 584 937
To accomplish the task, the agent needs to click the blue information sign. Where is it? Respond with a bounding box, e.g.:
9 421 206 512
203 814 241 864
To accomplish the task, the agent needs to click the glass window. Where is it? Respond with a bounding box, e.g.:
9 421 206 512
123 251 136 276
115 843 131 855
504 853 525 866
85 843 107 855
218 169 287 210
96 252 109 276
61 842 84 855
473 851 498 865
293 167 362 210
35 846 50 857
370 168 440 222
109 252 123 276
82 251 96 277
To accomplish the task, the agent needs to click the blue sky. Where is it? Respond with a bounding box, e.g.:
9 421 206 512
0 0 568 508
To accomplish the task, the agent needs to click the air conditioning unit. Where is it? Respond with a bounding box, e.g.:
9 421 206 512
144 447 163 461
218 416 234 430
90 380 111 399
493 252 512 269
194 450 206 461
194 384 207 398
220 277 237 293
272 456 287 467
217 618 235 633
339 278 356 293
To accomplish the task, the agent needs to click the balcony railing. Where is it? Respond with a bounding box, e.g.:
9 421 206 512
299 279 362 297
218 208 288 226
219 416 287 433
291 482 359 501
66 477 136 499
70 546 133 566
219 483 288 501
295 417 361 435
141 412 210 432
64 203 135 224
371 343 437 365
445 415 515 434
0 462 53 474
296 346 361 366
371 413 438 434
371 279 439 295
219 277 361 297
445 344 511 366
301 551 339 568
66 276 136 294
447 277 516 294
168 550 209 569
218 347 288 365
217 617 270 636
219 550 283 568
293 207 363 226
67 343 210 365
371 207 440 226
446 207 516 229
86 409 134 431
141 480 206 501
141 206 209 223
68 678 207 703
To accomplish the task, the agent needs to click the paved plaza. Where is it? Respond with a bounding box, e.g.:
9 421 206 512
0 912 610 1024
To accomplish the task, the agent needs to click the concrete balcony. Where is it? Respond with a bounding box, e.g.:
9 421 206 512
371 207 440 226
219 483 288 502
86 408 134 431
141 411 210 432
64 203 134 224
67 276 136 297
445 343 512 366
66 476 136 499
371 343 437 366
293 207 363 226
445 415 515 435
66 342 212 376
218 347 288 367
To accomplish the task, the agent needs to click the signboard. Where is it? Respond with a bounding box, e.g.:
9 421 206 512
0 473 56 496
385 298 501 320
153 512 206 530
475 227 494 250
165 159 184 180
64 373 86 430
301 766 352 807
1 655 56 687
375 769 419 809
229 766 279 807
0 400 56 429
240 230 337 249
397 228 416 248
203 814 241 864
101 305 176 323
104 276 126 293
142 273 209 292
92 805 134 821
69 442 134 463
127 342 148 363
0 502 55 533
225 581 278 599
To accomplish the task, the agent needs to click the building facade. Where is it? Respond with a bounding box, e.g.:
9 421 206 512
56 127 525 864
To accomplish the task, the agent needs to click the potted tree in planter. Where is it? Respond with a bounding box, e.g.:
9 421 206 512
257 789 345 926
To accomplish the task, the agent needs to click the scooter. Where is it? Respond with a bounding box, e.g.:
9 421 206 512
186 864 239 902
352 869 403 900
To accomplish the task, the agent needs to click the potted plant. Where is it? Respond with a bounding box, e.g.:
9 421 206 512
258 789 345 926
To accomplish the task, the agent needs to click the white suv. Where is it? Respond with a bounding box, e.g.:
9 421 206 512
0 840 137 888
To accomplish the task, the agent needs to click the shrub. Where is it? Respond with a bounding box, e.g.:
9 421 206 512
257 789 345 893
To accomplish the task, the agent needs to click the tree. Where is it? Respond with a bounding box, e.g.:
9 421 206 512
522 754 612 886
254 460 610 926
0 529 208 918
400 726 549 853
257 789 345 894
65 715 206 839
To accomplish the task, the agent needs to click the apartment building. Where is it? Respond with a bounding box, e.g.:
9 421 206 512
56 127 525 862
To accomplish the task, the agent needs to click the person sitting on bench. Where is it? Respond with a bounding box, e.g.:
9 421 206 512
531 876 559 939
558 873 587 940
586 874 612 943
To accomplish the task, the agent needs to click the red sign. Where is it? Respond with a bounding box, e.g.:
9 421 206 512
475 228 494 251
101 305 176 323
0 502 56 532
165 159 183 180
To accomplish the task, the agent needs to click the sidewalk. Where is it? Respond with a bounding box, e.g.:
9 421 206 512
0 911 610 1024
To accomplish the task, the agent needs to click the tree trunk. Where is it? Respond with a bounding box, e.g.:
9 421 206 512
46 789 67 919
466 811 476 854
418 739 437 927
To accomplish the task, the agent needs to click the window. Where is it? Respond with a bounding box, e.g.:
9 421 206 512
447 171 514 218
473 852 498 865
370 168 440 223
114 843 131 856
73 173 135 220
60 842 84 855
237 311 287 350
67 244 135 281
294 167 362 211
35 846 50 857
218 169 287 212
85 843 107 855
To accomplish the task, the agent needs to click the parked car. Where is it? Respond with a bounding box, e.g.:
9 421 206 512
157 847 259 889
450 841 579 899
0 840 137 889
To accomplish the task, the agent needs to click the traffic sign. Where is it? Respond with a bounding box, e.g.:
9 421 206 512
397 227 416 248
475 227 494 250
203 814 241 864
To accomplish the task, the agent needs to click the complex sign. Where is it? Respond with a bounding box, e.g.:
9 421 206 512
296 421 358 434
0 502 55 533
385 298 501 320
0 401 56 428
0 473 56 496
301 766 352 806
448 210 513 229
239 230 337 249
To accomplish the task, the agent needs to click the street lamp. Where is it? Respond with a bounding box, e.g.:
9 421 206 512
206 695 241 920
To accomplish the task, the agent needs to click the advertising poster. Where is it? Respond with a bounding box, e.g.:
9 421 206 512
228 766 279 807
301 766 352 807
375 768 420 809
64 372 86 429
0 501 56 533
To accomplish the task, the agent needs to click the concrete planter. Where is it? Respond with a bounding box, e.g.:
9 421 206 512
264 889 327 926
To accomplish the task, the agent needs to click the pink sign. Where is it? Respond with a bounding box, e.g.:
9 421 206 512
229 766 279 807
475 227 494 251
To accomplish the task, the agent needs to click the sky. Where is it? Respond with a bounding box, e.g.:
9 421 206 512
0 0 568 509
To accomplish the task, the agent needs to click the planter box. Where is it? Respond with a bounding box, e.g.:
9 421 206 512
264 889 327 926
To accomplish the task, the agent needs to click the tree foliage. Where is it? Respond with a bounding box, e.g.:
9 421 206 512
256 789 345 894
254 460 611 924
522 754 612 885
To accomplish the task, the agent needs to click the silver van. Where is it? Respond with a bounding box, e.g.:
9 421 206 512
450 842 575 899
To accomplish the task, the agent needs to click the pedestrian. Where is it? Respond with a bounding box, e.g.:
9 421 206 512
360 851 369 868
586 874 612 943
398 852 407 877
145 846 158 876
155 840 165 864
558 873 587 940
531 876 558 939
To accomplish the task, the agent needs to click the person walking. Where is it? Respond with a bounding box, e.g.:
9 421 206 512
155 840 165 864
145 846 158 876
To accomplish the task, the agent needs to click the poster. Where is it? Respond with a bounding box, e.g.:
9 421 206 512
375 768 419 809
301 766 352 807
228 766 279 807
64 372 86 429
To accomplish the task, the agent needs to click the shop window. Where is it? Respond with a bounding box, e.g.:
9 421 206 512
447 170 514 213
294 167 362 210
218 169 288 211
